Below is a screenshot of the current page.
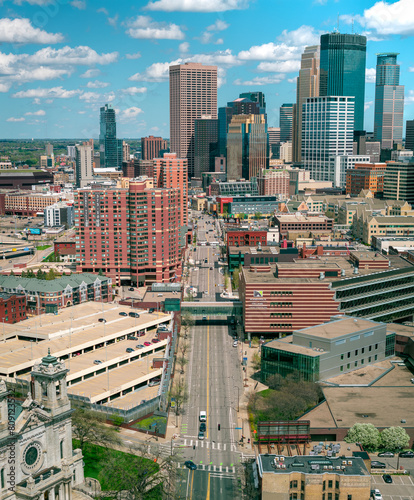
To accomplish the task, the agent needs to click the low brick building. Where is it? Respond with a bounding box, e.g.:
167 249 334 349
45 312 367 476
0 292 27 323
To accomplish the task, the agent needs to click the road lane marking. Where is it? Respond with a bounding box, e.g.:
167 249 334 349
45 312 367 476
206 473 210 500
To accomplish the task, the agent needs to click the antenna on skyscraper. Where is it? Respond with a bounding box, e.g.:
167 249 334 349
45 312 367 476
337 13 340 33
351 18 354 34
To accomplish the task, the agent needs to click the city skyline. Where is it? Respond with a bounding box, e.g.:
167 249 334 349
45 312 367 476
1 0 414 139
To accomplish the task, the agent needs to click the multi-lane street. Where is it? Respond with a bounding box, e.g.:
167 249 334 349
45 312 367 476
176 212 246 499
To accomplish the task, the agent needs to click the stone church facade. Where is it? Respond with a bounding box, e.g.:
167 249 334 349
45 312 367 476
0 350 84 500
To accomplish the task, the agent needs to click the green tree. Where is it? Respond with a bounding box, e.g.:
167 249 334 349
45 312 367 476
98 268 104 276
266 373 284 390
36 268 46 280
251 352 261 371
46 268 56 280
177 355 188 374
251 336 260 347
21 270 26 278
254 212 262 220
345 423 381 450
72 409 121 453
380 426 410 451
224 271 230 291
181 311 194 338
232 267 241 290
9 270 14 276
26 269 35 278
168 377 188 416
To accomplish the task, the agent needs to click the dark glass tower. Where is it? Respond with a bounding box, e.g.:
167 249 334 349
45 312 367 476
280 103 294 142
99 104 122 168
194 118 219 178
320 33 367 132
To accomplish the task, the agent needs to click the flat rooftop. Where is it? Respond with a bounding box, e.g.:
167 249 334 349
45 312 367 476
228 245 278 254
276 215 330 223
296 317 382 340
387 322 414 338
264 339 321 357
257 454 369 477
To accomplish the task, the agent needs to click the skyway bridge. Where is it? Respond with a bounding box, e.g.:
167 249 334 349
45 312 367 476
181 301 243 324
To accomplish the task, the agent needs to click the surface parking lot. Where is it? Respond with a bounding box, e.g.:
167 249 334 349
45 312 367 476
371 474 414 499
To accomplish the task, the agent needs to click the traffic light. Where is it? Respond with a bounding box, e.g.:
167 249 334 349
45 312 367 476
218 424 221 431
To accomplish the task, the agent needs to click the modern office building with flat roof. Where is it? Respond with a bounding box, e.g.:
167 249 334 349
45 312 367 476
99 103 122 168
383 160 414 204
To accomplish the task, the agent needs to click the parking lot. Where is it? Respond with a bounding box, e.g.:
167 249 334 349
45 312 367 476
371 474 414 499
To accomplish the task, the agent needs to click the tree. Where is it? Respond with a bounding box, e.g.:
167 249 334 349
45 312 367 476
46 268 56 280
181 311 194 339
251 352 261 372
98 268 104 276
9 270 14 276
99 442 177 500
345 423 381 450
72 409 121 453
254 212 262 220
266 374 284 390
177 355 188 374
168 377 188 416
380 426 410 451
232 266 241 290
251 336 260 347
179 342 190 357
26 269 35 279
224 271 230 291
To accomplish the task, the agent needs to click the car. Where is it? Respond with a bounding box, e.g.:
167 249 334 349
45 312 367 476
119 312 128 316
137 332 145 337
127 335 138 340
199 422 206 432
382 474 392 483
198 431 205 440
93 360 102 365
98 318 106 323
128 287 135 291
144 341 151 346
184 460 197 470
126 347 134 353
372 489 383 500
378 451 394 457
202 316 207 320
399 450 414 458
152 338 160 343
136 344 144 349
148 308 155 313
371 461 386 468
129 312 140 318
233 341 238 347
210 267 213 270
148 378 161 387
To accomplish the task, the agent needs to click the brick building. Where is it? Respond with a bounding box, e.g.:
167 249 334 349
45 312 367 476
257 169 290 196
74 178 182 285
3 191 73 216
54 240 76 262
141 136 168 160
274 214 333 238
0 292 27 323
346 162 386 197
226 229 267 247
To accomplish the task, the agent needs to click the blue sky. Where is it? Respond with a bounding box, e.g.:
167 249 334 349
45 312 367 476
1 0 414 140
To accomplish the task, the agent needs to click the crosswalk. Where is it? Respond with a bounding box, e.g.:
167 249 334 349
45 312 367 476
177 463 236 474
178 438 237 451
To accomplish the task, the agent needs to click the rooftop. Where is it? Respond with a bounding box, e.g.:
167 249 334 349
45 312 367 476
276 215 330 223
264 338 322 357
296 316 383 340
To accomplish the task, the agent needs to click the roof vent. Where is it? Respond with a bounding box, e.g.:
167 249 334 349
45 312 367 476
319 272 325 280
341 269 346 276
353 267 359 274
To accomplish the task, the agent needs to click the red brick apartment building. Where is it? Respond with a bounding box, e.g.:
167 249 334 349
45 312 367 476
274 214 333 238
346 163 386 197
0 293 27 323
226 229 267 247
75 178 182 286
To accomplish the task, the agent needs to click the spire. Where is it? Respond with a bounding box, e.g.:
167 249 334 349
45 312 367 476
41 348 59 367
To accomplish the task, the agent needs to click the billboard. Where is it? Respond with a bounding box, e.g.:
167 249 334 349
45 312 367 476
28 228 41 235
257 421 310 443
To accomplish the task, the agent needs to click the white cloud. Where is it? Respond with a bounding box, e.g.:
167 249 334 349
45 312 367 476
70 0 86 9
6 117 25 122
80 69 101 78
78 111 86 114
25 109 46 116
79 91 101 103
199 19 229 44
28 46 118 66
405 90 414 104
408 67 414 72
86 80 110 88
356 0 414 36
238 42 302 61
12 86 81 99
121 86 147 95
129 59 183 82
364 101 373 111
125 16 185 40
207 19 229 31
288 77 298 84
257 60 301 73
277 25 320 46
366 67 376 83
233 74 285 86
0 83 11 92
13 0 53 4
0 18 63 44
126 52 142 60
119 107 144 121
145 0 248 12
97 8 119 27
179 42 190 53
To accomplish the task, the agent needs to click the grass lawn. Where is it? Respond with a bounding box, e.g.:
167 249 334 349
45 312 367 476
130 415 167 435
37 244 51 251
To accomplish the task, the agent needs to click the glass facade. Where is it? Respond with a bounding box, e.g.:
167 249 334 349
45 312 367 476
385 333 395 357
261 345 320 382
99 104 122 168
320 33 366 132
280 103 294 142
194 118 219 178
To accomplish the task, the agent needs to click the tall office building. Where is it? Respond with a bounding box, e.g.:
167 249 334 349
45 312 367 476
293 45 320 163
141 136 169 160
406 120 414 152
99 104 122 168
239 91 266 110
280 104 294 142
320 33 366 132
226 114 268 181
383 161 414 204
75 143 93 188
122 141 130 162
374 53 404 150
302 96 354 184
169 62 217 178
194 117 219 178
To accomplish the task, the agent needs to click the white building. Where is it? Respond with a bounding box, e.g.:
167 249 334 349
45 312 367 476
329 155 371 188
67 146 76 159
302 96 354 184
44 202 74 228
75 144 93 188
279 141 292 163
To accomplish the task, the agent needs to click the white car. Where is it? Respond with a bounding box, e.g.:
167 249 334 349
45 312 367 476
373 490 383 500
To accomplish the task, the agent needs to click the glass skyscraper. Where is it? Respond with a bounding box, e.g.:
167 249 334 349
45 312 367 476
374 53 404 149
279 103 294 142
99 104 122 168
320 32 366 132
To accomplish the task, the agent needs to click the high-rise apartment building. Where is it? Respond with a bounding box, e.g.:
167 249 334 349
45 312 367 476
280 104 294 142
122 141 130 162
141 136 169 160
320 33 366 132
293 45 320 163
75 178 182 285
153 152 188 227
226 114 268 181
302 96 355 184
257 169 290 197
99 104 122 168
374 53 404 150
346 162 386 196
383 161 414 204
169 62 217 178
194 117 219 178
406 120 414 152
75 144 93 188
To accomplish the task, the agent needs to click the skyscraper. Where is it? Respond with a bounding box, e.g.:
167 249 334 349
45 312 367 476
99 104 122 168
141 136 169 160
280 104 294 142
302 96 354 184
226 114 268 181
406 120 414 152
374 53 404 150
169 62 217 178
320 33 366 132
194 117 219 178
75 143 93 188
293 45 320 163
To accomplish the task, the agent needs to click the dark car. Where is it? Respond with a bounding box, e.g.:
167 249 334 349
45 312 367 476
399 450 414 458
98 318 106 323
149 308 155 313
137 332 145 337
128 287 135 291
184 460 197 470
199 422 206 432
371 461 386 468
378 451 394 457
119 312 128 316
152 338 160 343
382 474 392 483
129 312 140 318
136 344 144 349
126 347 134 353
